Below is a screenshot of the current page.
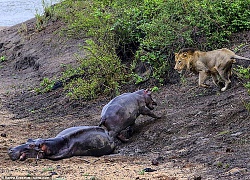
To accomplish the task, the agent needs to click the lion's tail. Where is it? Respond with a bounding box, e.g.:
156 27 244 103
232 55 250 61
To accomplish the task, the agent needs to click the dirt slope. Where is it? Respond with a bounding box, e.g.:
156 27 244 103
0 18 249 180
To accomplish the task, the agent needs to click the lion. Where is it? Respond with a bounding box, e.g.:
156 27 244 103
174 48 250 91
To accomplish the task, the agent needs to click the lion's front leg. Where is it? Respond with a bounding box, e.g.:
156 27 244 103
198 71 209 88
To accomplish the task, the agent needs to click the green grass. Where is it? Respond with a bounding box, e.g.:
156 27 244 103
42 167 55 172
0 56 6 62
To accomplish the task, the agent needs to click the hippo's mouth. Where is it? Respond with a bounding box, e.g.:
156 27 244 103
8 150 28 161
147 101 157 110
9 150 44 161
147 104 155 110
19 152 27 161
152 101 157 106
148 106 154 110
20 151 45 161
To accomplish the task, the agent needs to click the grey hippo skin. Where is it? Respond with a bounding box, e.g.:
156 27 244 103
8 126 115 161
99 89 161 142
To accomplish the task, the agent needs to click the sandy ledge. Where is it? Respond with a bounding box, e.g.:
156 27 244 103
0 26 8 31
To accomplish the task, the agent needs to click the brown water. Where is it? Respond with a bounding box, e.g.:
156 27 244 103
0 0 60 26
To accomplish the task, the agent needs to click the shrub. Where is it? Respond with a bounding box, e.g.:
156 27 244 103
234 65 250 111
62 39 128 100
39 0 249 99
35 77 55 93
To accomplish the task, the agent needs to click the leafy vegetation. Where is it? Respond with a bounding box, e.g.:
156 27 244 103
35 77 55 93
62 39 128 100
234 65 250 111
37 0 250 99
0 56 6 62
35 0 58 31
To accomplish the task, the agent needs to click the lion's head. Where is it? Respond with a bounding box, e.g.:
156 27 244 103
174 48 197 73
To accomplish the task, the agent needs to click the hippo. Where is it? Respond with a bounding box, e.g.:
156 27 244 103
8 126 115 161
99 89 160 142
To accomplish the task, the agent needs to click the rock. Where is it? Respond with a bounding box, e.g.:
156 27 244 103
143 168 156 172
231 132 243 136
1 133 7 137
151 159 159 166
225 167 247 175
50 172 58 176
193 176 202 180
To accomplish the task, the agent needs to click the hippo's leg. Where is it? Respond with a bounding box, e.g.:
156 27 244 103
108 130 129 142
47 148 71 160
108 130 124 141
140 107 161 119
117 134 129 142
119 124 135 139
127 125 135 137
117 123 136 142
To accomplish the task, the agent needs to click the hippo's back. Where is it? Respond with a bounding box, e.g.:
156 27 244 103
56 126 106 137
101 92 141 116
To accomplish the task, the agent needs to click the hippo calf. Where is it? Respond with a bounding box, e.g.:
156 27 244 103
8 126 115 161
99 89 160 142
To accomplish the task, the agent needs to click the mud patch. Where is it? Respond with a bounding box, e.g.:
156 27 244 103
15 56 39 70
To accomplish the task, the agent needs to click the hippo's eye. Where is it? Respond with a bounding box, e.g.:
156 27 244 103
38 144 44 149
29 144 35 149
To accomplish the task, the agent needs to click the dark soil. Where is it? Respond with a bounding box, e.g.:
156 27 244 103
0 18 249 180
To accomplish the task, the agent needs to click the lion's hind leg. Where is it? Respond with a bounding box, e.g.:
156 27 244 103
217 63 233 91
210 67 219 86
211 73 219 86
220 77 231 91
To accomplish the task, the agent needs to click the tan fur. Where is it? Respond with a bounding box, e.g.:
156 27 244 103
174 48 250 91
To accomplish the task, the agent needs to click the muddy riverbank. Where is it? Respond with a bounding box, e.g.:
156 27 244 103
0 17 249 180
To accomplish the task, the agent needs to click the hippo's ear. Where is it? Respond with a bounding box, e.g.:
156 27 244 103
40 143 50 154
27 139 34 143
28 143 35 149
144 89 151 96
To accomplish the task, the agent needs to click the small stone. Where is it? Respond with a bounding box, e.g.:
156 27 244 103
226 167 247 175
50 172 58 176
151 159 159 166
231 132 243 136
143 168 156 172
1 133 7 137
226 148 234 153
193 176 202 180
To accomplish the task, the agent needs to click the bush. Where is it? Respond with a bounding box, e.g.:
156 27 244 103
40 0 249 99
62 39 128 100
135 0 250 81
234 65 250 111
